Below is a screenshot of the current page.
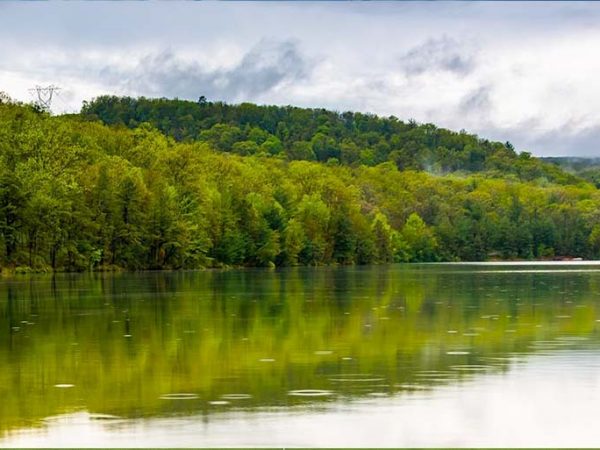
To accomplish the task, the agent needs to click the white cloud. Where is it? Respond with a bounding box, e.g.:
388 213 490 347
2 2 600 156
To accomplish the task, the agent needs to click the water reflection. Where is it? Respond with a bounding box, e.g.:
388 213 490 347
1 263 600 446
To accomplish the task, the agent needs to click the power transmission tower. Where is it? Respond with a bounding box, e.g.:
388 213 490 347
28 85 60 111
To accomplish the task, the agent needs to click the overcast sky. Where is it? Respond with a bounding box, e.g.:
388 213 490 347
2 2 600 156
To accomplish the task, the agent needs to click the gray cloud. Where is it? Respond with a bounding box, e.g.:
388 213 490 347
519 124 600 157
399 36 475 76
101 40 312 102
474 120 600 157
459 85 492 115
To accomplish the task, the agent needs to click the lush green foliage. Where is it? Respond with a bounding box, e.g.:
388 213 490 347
82 96 579 184
1 96 599 271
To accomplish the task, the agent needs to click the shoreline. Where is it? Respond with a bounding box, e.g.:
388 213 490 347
1 258 597 277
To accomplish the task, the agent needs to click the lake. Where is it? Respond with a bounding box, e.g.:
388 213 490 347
1 262 600 447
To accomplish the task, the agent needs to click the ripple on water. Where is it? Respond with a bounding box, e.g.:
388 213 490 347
450 364 493 372
221 394 252 400
89 413 123 421
209 400 230 406
415 373 455 383
159 393 199 400
288 389 334 397
328 374 386 383
479 355 504 361
446 351 470 355
555 336 589 341
259 358 275 363
367 392 388 397
416 371 453 377
395 383 431 391
530 340 572 349
54 384 75 388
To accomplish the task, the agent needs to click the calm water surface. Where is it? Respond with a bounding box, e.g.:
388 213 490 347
1 263 600 447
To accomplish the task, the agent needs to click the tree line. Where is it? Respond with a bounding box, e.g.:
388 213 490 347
82 96 578 184
1 94 599 272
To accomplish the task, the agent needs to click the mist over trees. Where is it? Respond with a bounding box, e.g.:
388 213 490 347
0 94 598 272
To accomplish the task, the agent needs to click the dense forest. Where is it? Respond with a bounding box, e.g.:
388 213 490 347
82 96 578 184
1 93 600 272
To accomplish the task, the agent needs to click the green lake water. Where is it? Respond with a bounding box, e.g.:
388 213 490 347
1 263 600 447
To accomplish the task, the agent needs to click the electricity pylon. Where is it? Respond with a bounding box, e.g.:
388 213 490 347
28 85 60 111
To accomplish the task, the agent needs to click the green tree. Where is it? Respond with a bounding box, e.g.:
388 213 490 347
401 213 438 262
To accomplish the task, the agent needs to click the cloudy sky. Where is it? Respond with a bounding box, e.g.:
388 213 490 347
2 2 600 156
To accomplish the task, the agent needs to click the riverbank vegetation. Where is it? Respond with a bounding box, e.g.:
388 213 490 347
1 94 600 272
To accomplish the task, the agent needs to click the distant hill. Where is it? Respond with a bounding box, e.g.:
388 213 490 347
541 157 600 187
81 96 580 185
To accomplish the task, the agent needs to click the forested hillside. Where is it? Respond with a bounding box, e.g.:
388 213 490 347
1 94 599 272
543 157 600 188
82 96 577 184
